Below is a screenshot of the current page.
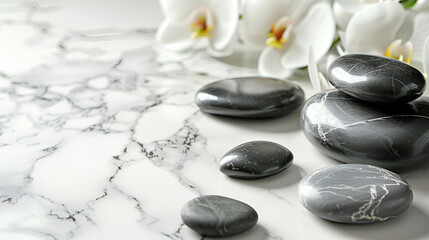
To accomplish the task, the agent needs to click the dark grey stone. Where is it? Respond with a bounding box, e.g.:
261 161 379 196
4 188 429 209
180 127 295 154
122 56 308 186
299 164 413 224
181 195 258 237
219 141 293 179
195 77 304 118
300 90 429 171
328 54 426 103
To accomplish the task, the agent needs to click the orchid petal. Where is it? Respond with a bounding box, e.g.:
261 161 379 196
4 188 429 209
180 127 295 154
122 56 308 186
333 1 354 30
333 0 373 30
336 0 372 11
409 12 429 62
405 41 413 64
386 39 403 58
207 35 236 57
424 37 429 75
336 44 345 56
319 73 333 91
159 0 202 23
156 20 193 51
308 48 334 92
344 1 405 55
258 47 294 78
333 0 376 30
281 2 335 69
308 48 321 92
239 0 295 48
208 0 239 51
395 12 414 42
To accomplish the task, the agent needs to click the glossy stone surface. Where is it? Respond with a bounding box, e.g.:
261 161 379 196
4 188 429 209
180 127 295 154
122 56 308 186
219 141 293 179
181 195 258 237
299 164 413 224
195 77 305 118
328 54 426 103
301 90 429 171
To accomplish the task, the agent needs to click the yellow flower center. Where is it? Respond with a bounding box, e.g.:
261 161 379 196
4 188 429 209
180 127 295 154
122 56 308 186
384 39 413 64
189 6 213 39
266 16 293 49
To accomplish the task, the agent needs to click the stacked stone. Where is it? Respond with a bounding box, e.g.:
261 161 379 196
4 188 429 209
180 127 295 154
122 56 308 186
301 54 428 172
299 54 426 224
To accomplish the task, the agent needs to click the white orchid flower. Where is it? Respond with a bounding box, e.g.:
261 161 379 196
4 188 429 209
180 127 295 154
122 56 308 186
339 0 429 70
155 0 239 57
239 0 336 78
334 0 429 30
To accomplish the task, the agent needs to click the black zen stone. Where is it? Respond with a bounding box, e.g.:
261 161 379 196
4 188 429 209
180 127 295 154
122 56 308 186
195 77 304 118
328 54 426 103
181 195 258 237
299 164 413 224
219 141 293 179
300 90 429 171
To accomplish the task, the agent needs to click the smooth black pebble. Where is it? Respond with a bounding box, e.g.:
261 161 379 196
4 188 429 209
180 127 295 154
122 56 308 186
219 141 293 179
195 76 304 118
300 90 429 171
181 195 258 237
299 164 413 224
328 54 426 103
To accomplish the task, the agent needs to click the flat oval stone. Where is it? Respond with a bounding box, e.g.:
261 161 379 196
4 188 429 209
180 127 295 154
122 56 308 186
300 90 429 171
195 77 304 118
299 164 413 224
219 141 293 179
181 195 258 237
328 54 426 103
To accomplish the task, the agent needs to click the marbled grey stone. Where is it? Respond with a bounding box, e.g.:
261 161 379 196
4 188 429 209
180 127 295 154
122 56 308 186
328 54 426 103
181 195 258 237
299 164 413 224
300 90 429 171
195 77 304 118
219 141 293 179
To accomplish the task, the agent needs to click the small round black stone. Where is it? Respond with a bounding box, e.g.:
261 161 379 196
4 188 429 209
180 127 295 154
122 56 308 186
219 141 293 179
181 195 258 237
299 164 413 224
195 76 304 118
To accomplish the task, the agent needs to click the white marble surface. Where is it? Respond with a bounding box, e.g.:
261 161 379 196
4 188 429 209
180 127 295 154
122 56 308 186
1 1 429 240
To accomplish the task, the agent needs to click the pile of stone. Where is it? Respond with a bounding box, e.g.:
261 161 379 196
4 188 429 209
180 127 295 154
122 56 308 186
299 54 427 224
182 55 428 237
301 54 428 172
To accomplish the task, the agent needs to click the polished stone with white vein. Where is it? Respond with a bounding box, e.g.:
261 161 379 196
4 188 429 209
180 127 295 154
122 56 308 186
181 195 258 237
300 90 429 171
299 164 413 224
219 141 293 179
195 77 305 118
328 54 426 103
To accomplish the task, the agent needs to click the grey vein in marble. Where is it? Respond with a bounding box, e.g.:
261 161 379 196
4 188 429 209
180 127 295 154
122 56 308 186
300 90 429 171
0 22 209 239
299 164 413 224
